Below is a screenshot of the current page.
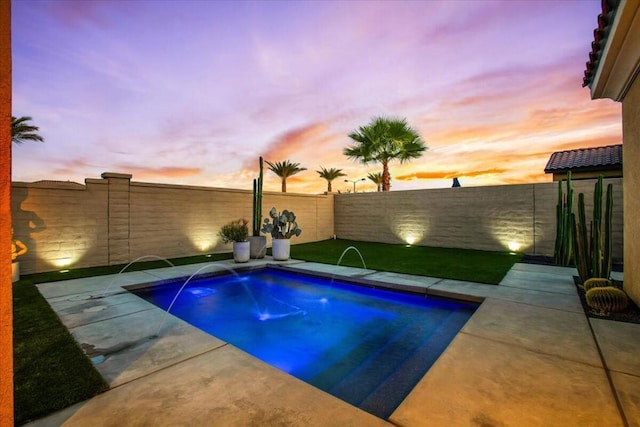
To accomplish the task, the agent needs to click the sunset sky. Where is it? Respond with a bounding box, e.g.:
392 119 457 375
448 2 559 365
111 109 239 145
11 0 621 194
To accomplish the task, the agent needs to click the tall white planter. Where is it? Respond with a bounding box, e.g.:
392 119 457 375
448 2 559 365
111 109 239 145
233 241 250 263
12 262 20 283
272 239 291 261
248 235 267 259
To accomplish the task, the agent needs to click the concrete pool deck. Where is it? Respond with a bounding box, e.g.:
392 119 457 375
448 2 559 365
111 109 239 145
27 259 639 426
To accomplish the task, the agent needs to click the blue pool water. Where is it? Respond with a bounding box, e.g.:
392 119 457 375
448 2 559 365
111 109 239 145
133 268 477 419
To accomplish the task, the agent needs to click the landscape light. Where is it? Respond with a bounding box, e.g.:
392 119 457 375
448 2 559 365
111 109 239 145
508 241 521 253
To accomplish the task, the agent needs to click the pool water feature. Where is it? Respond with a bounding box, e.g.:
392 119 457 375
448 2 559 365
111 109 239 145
132 268 477 419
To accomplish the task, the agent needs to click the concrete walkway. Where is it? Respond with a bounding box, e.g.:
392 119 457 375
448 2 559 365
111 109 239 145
28 259 639 426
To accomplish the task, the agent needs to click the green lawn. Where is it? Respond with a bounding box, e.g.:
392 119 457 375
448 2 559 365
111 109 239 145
13 241 521 423
23 252 233 284
290 239 522 285
13 279 109 425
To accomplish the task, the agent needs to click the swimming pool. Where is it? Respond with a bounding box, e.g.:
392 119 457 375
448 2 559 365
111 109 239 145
132 267 477 419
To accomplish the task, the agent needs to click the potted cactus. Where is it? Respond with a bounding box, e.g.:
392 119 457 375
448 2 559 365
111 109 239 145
261 207 302 261
218 219 250 263
249 157 267 259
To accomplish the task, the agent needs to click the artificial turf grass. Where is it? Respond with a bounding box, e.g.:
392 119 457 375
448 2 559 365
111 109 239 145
290 239 523 285
13 279 109 425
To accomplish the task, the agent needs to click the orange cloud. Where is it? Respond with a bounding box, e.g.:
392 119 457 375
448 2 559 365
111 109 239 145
396 168 507 181
260 123 328 163
117 165 202 180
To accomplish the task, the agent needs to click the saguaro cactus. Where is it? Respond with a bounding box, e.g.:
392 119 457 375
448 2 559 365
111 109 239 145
553 172 574 266
252 156 264 236
574 176 614 283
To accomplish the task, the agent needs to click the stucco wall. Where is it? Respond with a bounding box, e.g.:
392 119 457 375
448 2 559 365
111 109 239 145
335 180 624 258
11 173 334 274
1 0 13 422
623 76 640 305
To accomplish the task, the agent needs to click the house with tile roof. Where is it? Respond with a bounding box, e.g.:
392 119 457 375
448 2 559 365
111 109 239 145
582 0 640 306
544 144 622 181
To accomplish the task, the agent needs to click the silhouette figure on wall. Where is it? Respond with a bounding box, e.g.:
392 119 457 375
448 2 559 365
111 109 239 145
11 187 46 270
452 177 461 187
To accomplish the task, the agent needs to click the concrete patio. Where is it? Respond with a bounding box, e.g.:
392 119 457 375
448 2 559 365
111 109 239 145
27 259 639 426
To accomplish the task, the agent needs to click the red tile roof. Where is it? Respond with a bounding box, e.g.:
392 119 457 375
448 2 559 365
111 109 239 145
583 0 620 88
544 144 622 174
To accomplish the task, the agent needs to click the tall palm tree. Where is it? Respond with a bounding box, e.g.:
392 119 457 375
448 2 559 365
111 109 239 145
317 167 346 193
344 116 426 191
11 116 44 144
367 172 383 192
265 160 307 193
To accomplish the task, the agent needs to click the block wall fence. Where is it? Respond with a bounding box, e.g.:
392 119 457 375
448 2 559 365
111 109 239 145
334 178 623 259
11 173 623 274
11 173 334 274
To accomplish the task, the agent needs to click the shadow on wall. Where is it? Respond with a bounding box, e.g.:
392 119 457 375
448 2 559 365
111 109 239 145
11 187 46 271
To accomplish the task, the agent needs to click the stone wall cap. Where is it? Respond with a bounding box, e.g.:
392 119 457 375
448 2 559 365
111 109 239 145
101 172 133 180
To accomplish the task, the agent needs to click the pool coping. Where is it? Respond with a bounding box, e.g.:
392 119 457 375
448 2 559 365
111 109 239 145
28 258 639 426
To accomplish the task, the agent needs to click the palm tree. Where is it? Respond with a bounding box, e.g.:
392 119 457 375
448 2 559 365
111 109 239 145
265 160 307 193
11 116 44 144
367 172 383 192
317 167 346 193
344 116 426 191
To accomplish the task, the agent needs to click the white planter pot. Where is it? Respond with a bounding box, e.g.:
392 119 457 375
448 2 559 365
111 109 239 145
12 262 20 283
272 239 291 261
248 235 267 259
233 241 250 263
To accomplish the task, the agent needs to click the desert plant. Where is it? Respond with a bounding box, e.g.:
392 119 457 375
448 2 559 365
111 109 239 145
252 157 264 236
344 116 427 191
261 207 302 239
317 167 346 192
583 277 613 292
218 219 249 243
553 171 574 266
585 286 629 313
12 115 45 144
574 176 613 283
265 160 307 193
367 172 383 192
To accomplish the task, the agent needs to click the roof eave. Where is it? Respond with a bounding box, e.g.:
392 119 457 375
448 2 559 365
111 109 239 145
590 0 640 101
544 165 623 175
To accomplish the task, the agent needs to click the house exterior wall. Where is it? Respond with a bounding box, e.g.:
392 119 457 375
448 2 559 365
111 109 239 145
622 76 640 305
335 180 624 259
11 173 334 274
1 1 13 422
552 169 623 181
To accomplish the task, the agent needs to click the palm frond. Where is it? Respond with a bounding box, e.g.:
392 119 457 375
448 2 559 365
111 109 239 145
11 116 45 144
